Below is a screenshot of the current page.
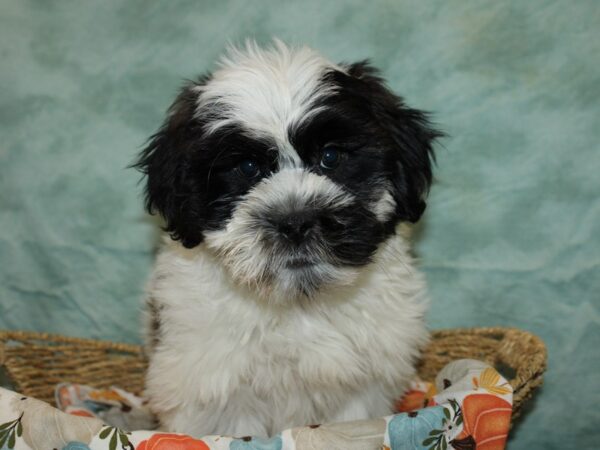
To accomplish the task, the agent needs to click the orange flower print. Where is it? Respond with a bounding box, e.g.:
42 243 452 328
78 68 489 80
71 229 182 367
136 433 209 450
395 382 437 412
454 394 512 450
89 389 128 403
472 368 512 396
67 409 95 418
395 389 425 412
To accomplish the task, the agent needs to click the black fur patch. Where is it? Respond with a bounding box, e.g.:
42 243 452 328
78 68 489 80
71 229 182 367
314 62 442 225
135 78 276 248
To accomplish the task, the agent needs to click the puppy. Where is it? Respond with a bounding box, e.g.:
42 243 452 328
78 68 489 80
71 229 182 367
136 40 441 438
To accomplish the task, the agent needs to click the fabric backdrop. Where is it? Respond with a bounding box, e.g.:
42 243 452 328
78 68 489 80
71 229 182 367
1 1 598 448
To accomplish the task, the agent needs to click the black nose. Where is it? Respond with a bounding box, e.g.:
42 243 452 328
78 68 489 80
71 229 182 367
276 212 317 245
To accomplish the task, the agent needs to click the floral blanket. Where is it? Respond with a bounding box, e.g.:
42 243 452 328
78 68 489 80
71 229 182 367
0 359 512 450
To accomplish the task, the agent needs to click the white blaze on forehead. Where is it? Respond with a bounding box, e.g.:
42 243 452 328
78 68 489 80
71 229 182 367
193 40 342 167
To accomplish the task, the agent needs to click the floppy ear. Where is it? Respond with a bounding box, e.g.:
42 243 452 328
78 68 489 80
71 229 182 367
346 62 442 223
134 81 208 248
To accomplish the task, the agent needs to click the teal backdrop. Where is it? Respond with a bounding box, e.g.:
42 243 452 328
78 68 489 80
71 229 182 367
1 1 598 448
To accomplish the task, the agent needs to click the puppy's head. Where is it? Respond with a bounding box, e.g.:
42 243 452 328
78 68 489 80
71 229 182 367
136 41 441 300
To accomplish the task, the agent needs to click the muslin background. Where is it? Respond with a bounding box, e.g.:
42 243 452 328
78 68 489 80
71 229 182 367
1 1 598 448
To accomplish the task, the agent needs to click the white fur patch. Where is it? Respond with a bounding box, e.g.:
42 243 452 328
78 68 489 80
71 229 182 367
372 190 397 222
144 230 429 438
193 40 342 167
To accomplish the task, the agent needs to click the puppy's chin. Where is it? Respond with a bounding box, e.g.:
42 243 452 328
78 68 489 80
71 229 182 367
203 235 360 303
269 262 359 301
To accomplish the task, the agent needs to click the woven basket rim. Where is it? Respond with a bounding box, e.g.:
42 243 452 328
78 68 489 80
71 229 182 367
0 329 142 356
0 325 548 347
0 326 548 371
431 326 547 364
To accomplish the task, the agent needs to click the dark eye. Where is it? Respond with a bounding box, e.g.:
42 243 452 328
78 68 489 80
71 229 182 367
320 147 340 169
238 159 260 178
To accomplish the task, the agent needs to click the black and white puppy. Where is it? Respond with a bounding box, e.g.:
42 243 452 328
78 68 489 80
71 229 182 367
136 40 441 438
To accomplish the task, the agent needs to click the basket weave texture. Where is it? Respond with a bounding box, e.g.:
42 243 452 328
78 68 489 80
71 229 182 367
0 327 546 425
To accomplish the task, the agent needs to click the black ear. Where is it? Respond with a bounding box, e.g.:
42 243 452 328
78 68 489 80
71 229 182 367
134 80 208 248
346 62 443 223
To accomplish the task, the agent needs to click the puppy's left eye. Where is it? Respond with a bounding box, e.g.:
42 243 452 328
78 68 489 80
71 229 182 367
238 159 260 178
320 147 341 170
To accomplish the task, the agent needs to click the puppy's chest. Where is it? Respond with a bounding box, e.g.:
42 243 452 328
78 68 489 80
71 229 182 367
160 298 407 388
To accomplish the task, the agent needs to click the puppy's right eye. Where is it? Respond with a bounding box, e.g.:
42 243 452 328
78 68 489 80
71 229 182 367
320 146 341 170
238 159 260 178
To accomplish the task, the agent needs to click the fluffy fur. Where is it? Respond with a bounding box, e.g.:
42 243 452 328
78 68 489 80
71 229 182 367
136 40 441 438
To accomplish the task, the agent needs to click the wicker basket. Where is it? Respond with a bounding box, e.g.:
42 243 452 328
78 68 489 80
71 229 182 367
0 327 546 425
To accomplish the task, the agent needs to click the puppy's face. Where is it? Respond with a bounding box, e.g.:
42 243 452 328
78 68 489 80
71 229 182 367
137 42 440 300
